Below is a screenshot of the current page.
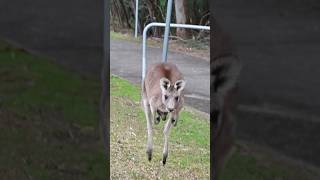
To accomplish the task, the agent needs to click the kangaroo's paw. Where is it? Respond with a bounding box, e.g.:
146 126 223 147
154 116 160 125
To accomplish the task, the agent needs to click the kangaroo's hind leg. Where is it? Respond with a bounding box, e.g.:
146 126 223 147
143 99 153 161
162 114 173 165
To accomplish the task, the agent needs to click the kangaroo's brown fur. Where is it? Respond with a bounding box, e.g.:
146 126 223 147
142 62 186 165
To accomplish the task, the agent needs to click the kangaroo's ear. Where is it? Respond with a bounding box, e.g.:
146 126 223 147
174 79 186 92
212 56 241 94
160 78 171 92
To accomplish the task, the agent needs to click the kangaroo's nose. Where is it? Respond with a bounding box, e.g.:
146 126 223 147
168 108 174 112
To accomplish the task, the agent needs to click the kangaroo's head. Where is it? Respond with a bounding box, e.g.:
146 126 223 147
159 78 186 112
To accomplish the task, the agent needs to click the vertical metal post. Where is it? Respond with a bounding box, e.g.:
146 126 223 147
142 23 149 82
101 0 109 176
135 0 139 38
162 0 173 62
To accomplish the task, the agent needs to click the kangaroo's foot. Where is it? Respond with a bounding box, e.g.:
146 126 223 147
171 118 177 127
162 153 168 165
146 148 152 161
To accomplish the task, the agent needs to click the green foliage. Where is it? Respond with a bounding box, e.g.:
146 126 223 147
185 0 209 26
111 0 209 37
160 0 166 9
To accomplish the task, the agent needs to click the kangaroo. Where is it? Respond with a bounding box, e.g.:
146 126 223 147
142 62 186 165
212 17 242 179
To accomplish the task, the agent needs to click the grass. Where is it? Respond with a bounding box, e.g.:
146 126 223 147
110 31 140 43
110 75 320 180
220 142 320 180
110 75 210 179
0 40 106 179
2 38 316 179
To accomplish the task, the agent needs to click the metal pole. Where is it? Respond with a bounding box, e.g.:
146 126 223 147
101 0 109 176
135 0 139 38
142 22 149 82
142 22 210 81
162 0 174 62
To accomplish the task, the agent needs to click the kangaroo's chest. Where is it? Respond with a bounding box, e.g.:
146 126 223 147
157 104 167 112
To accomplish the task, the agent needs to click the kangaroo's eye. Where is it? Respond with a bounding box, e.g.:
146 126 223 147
164 95 168 100
175 96 179 101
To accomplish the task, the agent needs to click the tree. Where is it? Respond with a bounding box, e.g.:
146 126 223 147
174 0 188 38
110 0 209 39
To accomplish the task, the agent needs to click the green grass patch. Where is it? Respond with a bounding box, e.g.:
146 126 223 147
110 31 140 42
110 75 140 102
110 75 210 179
0 48 100 126
220 145 318 180
0 41 106 179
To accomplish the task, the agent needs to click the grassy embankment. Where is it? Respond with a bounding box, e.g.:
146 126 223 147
0 40 106 179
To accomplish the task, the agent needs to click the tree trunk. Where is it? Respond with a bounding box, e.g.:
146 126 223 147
174 0 188 38
119 0 132 29
146 0 162 37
